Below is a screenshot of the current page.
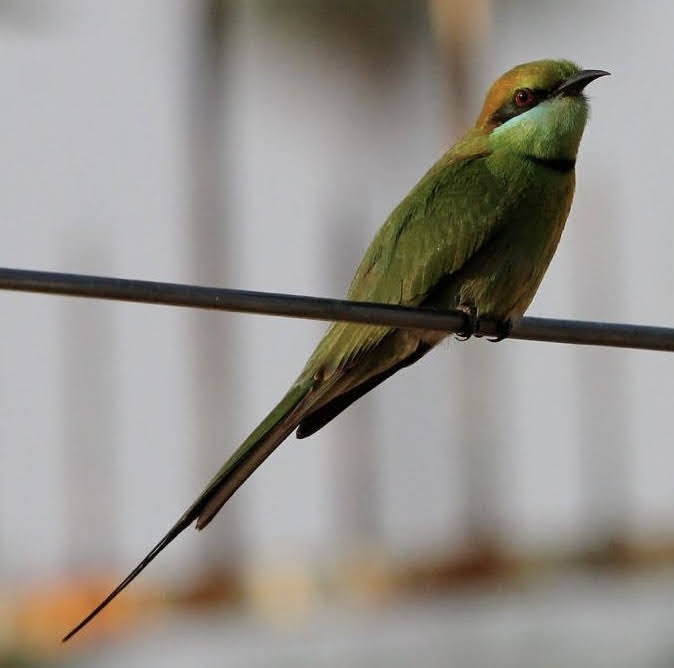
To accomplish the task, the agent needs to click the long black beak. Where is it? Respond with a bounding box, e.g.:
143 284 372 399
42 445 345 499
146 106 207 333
555 69 610 97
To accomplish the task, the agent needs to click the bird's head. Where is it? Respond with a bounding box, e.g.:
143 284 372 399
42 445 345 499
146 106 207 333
476 59 609 161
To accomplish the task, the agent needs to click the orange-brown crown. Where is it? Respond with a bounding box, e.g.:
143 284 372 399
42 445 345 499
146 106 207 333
476 60 581 132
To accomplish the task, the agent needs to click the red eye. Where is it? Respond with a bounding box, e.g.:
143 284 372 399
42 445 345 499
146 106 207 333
514 88 535 107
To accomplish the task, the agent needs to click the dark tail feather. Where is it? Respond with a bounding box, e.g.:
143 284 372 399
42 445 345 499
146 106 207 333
62 379 313 642
61 515 193 642
296 341 432 439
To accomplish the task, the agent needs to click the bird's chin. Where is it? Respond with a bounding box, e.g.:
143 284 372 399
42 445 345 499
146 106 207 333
489 96 588 161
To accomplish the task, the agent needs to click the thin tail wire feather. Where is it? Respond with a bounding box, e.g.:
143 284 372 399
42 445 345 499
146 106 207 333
195 379 315 528
62 377 315 642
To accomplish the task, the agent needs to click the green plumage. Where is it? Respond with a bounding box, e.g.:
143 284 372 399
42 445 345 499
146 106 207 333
63 59 608 641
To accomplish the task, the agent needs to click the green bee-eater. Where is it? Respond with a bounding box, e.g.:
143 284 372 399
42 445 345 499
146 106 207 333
64 59 608 640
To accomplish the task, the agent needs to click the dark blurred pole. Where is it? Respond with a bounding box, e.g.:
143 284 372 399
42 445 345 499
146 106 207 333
315 11 398 552
277 1 427 550
429 0 503 563
0 0 49 29
186 0 242 579
62 251 118 574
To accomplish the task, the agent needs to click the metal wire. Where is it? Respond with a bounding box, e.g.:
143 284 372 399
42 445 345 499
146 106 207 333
0 266 672 352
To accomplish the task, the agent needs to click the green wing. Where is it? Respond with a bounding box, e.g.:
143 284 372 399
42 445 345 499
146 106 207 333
305 133 504 377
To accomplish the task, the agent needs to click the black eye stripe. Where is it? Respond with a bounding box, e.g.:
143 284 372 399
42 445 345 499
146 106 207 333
490 87 551 126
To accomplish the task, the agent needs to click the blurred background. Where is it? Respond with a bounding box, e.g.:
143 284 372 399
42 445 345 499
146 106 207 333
1 1 674 666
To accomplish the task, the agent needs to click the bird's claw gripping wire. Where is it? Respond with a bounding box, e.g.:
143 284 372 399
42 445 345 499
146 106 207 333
456 307 512 342
487 318 513 342
456 305 478 341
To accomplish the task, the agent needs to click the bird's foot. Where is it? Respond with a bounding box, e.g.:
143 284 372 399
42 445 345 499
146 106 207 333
456 307 512 342
486 318 513 343
456 305 478 341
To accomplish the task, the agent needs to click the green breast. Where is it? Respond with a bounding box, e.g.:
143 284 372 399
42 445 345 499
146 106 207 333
424 154 575 321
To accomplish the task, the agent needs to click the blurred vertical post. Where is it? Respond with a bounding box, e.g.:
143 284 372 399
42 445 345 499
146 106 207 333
62 251 118 574
325 209 380 546
429 0 504 564
573 190 632 562
187 0 242 583
429 0 490 131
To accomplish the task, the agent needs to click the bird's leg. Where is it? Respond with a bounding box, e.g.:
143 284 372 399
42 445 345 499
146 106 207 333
485 317 513 343
456 304 478 341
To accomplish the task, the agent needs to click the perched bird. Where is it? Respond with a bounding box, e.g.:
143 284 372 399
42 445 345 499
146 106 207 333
64 59 608 640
